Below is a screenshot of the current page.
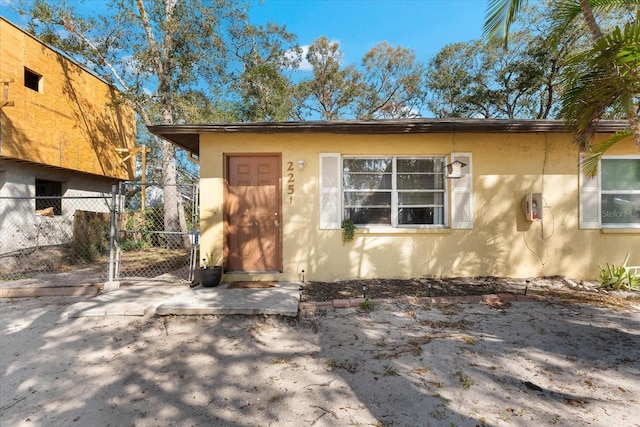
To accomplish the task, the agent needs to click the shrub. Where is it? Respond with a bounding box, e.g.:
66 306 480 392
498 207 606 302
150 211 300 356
598 253 639 292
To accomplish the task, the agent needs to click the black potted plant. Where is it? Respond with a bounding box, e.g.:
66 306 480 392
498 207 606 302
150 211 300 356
199 252 223 287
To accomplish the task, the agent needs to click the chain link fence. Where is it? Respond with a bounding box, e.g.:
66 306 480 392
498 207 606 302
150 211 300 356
114 182 199 282
0 194 113 283
1 182 199 286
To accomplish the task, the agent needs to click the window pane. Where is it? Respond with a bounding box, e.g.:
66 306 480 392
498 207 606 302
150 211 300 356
344 158 392 173
398 192 444 205
344 192 391 206
602 159 640 191
341 156 447 227
398 207 444 225
601 194 640 225
397 158 443 173
343 173 392 190
397 173 444 190
345 207 391 225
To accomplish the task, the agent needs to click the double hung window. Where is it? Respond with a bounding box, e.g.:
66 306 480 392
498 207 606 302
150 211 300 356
580 156 640 229
342 156 446 227
600 157 640 228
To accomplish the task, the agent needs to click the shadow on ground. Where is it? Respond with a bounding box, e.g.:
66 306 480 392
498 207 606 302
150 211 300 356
1 297 639 426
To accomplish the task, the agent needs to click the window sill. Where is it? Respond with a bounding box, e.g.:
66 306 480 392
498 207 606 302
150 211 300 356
356 227 452 235
601 228 640 234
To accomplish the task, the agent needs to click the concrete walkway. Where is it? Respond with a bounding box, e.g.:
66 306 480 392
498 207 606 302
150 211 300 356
5 278 542 319
64 281 301 318
156 282 301 317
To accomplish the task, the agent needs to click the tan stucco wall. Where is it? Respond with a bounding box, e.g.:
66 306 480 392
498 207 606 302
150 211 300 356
199 131 639 282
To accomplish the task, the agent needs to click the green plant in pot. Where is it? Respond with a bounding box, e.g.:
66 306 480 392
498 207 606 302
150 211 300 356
341 219 355 244
200 252 223 287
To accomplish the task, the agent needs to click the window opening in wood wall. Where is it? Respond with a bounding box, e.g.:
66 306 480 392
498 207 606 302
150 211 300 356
24 68 42 92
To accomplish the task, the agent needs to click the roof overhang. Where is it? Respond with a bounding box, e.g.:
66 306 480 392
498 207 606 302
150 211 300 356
147 119 630 156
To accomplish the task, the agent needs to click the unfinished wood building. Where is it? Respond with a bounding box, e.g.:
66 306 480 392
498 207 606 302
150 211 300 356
0 17 136 251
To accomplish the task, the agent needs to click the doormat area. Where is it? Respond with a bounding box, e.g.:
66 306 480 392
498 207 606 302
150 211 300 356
226 281 277 289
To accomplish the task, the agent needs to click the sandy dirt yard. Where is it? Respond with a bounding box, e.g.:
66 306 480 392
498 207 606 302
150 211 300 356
1 296 639 427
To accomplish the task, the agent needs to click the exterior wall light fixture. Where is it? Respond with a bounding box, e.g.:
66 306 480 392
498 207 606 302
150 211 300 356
298 159 305 170
446 160 467 179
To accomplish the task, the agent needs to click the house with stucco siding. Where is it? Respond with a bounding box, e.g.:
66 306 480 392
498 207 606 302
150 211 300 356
149 119 637 282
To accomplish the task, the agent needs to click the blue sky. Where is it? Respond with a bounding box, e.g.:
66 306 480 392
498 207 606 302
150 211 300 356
2 0 488 69
252 0 487 68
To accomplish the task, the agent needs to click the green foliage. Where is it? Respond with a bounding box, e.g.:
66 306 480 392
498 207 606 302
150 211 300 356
202 252 222 268
238 62 297 121
483 0 639 162
341 219 356 244
427 27 562 119
355 42 427 119
120 206 166 251
143 205 166 247
231 22 301 121
120 238 144 252
23 0 301 245
296 38 428 120
483 0 527 42
598 252 640 292
120 210 143 252
296 37 363 120
561 20 639 151
360 299 373 310
581 130 634 176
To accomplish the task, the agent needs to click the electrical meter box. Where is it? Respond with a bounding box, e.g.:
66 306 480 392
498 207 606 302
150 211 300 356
524 192 543 221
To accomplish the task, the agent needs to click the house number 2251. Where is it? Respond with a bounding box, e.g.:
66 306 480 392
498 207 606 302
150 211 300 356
286 161 295 204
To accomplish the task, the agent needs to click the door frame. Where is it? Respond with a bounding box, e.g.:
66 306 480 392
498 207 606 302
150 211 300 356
223 153 283 273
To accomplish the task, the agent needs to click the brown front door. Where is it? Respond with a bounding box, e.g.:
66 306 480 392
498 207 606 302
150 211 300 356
225 154 281 272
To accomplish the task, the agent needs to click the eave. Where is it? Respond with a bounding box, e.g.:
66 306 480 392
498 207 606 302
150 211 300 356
147 118 630 156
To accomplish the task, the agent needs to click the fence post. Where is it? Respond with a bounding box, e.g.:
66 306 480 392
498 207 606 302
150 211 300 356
105 184 119 291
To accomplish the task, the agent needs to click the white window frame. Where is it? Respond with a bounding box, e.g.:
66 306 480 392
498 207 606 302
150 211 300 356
600 155 640 229
342 155 448 229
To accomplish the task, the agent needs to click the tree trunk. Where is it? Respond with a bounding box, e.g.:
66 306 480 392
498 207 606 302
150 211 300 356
629 114 640 152
159 145 191 249
158 93 190 249
579 0 603 42
159 138 187 249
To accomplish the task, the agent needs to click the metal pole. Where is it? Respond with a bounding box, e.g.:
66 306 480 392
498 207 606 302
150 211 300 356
141 145 147 212
108 184 117 283
115 183 122 280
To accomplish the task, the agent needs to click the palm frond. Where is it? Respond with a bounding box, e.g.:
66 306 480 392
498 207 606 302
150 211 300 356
612 23 640 65
581 129 634 176
550 0 583 39
549 1 640 47
483 0 527 42
561 21 640 149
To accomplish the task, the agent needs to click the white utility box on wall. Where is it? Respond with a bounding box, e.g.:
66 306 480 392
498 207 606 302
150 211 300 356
524 192 543 221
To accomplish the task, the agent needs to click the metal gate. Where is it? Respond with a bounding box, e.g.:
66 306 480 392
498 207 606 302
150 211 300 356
113 182 199 283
